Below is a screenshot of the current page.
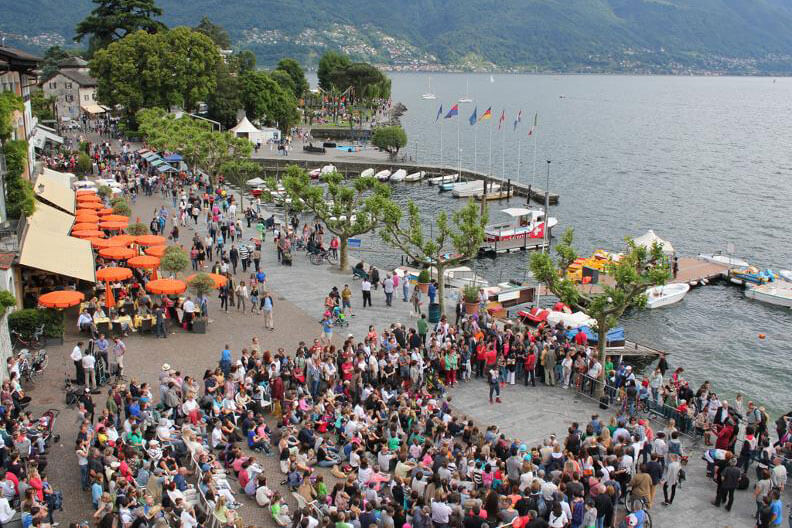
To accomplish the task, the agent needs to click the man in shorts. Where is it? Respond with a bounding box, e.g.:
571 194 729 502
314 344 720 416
341 284 353 316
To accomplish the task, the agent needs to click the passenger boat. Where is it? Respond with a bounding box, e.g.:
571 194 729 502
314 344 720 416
360 168 375 178
744 282 792 308
698 253 750 268
645 283 690 309
389 169 407 182
485 207 558 243
404 171 425 182
427 174 458 185
374 169 392 181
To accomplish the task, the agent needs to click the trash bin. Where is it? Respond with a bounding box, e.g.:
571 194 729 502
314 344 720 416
428 303 441 323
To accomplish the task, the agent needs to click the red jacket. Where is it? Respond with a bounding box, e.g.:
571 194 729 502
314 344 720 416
524 353 537 370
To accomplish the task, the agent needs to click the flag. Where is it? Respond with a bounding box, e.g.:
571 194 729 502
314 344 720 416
479 107 492 122
497 110 506 130
527 112 538 136
513 110 522 131
469 107 478 126
444 104 459 119
529 222 544 239
435 105 443 122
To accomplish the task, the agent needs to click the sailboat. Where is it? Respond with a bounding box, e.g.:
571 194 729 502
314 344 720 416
489 74 495 83
458 79 473 103
421 76 436 100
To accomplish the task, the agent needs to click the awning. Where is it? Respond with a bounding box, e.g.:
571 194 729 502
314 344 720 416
30 124 64 150
19 221 95 282
42 167 76 187
29 201 75 234
81 103 107 114
143 153 159 162
163 153 182 162
34 170 75 214
150 159 165 167
156 164 177 173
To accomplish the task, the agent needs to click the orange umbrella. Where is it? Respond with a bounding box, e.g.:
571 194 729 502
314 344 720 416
72 230 106 239
98 247 136 260
38 290 85 308
103 215 130 223
75 213 100 223
187 273 228 289
146 279 186 295
77 202 103 210
107 234 136 246
129 255 161 280
97 208 114 216
145 245 168 257
100 221 128 231
76 190 97 196
96 266 133 282
77 194 102 203
72 222 99 232
136 235 167 246
105 284 115 309
90 237 129 249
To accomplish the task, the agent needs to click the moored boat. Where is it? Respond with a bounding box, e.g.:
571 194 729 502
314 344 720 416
744 282 792 308
453 182 500 198
390 169 407 182
404 171 425 182
645 283 691 309
485 207 558 243
698 253 750 268
427 173 458 185
374 169 392 181
728 267 777 285
778 269 792 283
360 168 375 179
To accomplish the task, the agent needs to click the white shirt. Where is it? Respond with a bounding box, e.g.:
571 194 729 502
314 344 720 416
183 299 195 313
82 354 96 369
361 279 372 292
0 497 15 524
180 509 198 528
71 346 83 362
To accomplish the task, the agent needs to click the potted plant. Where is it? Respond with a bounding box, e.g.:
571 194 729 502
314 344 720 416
417 269 430 293
187 273 215 334
463 284 480 315
160 246 189 278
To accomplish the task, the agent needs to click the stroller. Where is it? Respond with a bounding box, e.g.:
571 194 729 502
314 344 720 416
28 409 60 455
281 250 293 266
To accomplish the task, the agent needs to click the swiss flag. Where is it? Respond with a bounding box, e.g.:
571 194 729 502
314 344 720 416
529 222 544 238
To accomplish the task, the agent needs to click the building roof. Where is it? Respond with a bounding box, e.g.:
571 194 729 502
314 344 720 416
58 56 88 68
0 46 42 72
59 69 97 87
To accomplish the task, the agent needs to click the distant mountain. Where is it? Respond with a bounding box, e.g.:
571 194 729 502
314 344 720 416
3 0 792 73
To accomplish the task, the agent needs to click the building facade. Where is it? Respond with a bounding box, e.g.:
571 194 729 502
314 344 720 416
41 56 99 121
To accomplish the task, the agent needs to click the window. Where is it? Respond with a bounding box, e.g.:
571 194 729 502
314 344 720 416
65 82 72 89
84 94 89 101
66 95 73 102
48 82 56 89
92 92 96 100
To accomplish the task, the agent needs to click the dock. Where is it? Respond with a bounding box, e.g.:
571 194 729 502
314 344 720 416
670 257 729 286
479 237 549 255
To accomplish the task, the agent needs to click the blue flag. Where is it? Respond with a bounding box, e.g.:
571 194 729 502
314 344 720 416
435 105 443 122
469 107 478 126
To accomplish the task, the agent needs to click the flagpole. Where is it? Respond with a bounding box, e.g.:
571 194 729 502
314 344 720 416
501 119 505 181
517 131 522 186
473 124 478 174
457 112 461 177
439 119 444 173
488 120 493 178
532 114 538 195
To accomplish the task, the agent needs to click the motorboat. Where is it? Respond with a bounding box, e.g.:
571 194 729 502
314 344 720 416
309 168 322 179
485 207 558 243
389 169 407 182
360 168 375 179
645 283 690 309
453 181 500 198
778 269 792 282
404 171 425 182
698 253 750 268
427 173 458 185
435 266 488 289
374 169 392 181
745 282 792 308
321 164 337 174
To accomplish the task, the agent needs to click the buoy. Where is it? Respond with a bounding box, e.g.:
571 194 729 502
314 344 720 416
759 334 766 339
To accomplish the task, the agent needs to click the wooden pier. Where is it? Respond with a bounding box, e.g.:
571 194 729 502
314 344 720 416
670 257 729 286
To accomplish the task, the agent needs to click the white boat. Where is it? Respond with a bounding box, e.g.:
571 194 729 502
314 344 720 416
321 164 337 174
427 173 458 185
404 171 425 182
389 169 407 182
374 169 392 181
360 168 375 178
452 181 500 198
421 76 436 100
309 168 322 179
645 283 691 309
485 207 558 243
427 266 488 289
698 253 750 268
458 80 473 103
744 282 792 308
778 269 792 282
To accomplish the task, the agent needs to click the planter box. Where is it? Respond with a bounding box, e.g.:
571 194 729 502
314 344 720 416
191 318 207 334
464 302 479 315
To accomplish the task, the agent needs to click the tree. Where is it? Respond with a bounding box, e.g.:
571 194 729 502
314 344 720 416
2 140 35 219
207 61 243 129
239 70 299 132
194 16 230 49
160 246 189 277
188 273 216 316
381 199 488 315
112 199 132 216
270 70 296 101
275 58 308 99
317 51 351 92
127 222 149 235
31 91 56 121
372 126 407 159
74 0 166 55
41 46 71 79
530 228 671 397
273 165 391 271
76 152 93 175
220 160 260 211
91 28 220 126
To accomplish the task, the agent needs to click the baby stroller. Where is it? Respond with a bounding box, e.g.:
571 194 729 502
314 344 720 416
28 409 60 455
331 306 348 328
281 250 293 266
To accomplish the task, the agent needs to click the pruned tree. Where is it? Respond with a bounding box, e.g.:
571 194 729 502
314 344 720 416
381 198 488 314
530 228 671 397
221 160 261 211
372 126 407 159
160 246 189 277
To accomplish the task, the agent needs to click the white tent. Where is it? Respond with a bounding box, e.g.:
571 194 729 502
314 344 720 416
246 177 265 187
632 229 675 255
230 117 280 145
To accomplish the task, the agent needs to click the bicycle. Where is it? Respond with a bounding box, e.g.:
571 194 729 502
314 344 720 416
309 249 338 266
10 324 46 352
17 348 49 383
621 494 652 528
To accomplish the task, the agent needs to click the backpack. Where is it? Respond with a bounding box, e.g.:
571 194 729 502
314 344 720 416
571 499 584 526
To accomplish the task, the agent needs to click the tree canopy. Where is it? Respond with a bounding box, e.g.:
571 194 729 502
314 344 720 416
74 0 166 55
194 16 230 49
317 51 351 92
275 58 309 99
90 27 221 126
317 51 390 103
372 126 407 159
239 70 300 133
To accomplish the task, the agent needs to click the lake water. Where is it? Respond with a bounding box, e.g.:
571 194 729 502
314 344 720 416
353 73 792 414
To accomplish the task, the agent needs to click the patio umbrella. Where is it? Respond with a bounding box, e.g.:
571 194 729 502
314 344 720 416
72 222 99 232
107 234 136 246
102 215 130 223
105 284 115 309
77 194 102 203
95 266 133 282
186 272 227 289
146 279 186 295
77 202 103 210
90 237 128 249
98 247 136 260
145 245 168 257
135 234 167 246
76 190 97 196
97 208 114 216
72 230 106 239
38 290 84 308
128 255 160 280
75 213 100 223
99 221 128 231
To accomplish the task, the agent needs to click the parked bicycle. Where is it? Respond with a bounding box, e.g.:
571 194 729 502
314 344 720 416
10 323 45 352
309 249 338 266
17 348 49 383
